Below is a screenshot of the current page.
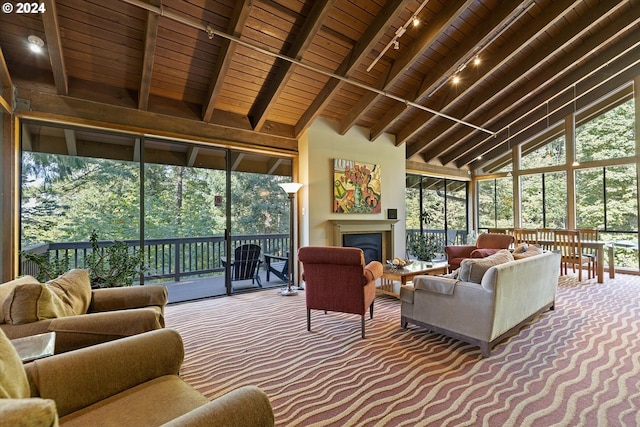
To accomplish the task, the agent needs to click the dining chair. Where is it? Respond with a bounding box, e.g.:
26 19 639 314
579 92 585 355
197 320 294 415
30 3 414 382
513 228 538 245
488 228 512 235
536 228 555 250
554 229 589 281
576 228 599 280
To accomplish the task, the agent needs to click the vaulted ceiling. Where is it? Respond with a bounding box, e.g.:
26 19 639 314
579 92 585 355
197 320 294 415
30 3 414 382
0 0 638 172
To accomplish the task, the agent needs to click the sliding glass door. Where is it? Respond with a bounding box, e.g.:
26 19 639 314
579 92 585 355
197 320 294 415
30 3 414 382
19 120 294 302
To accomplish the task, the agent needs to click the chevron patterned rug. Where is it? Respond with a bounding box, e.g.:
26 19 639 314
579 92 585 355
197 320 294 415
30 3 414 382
165 274 640 426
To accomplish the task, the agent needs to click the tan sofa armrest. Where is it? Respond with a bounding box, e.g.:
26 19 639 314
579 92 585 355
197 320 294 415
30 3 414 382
89 285 168 313
0 398 58 427
24 329 183 417
413 275 458 295
161 386 275 427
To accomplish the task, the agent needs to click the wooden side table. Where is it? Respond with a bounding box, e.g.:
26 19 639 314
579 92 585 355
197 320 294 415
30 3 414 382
379 261 448 298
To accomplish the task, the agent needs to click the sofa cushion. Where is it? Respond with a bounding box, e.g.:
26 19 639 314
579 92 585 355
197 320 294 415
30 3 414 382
0 398 58 427
0 276 40 324
512 243 528 254
513 245 544 260
3 283 76 325
470 248 499 258
0 329 30 399
45 269 92 316
459 249 514 284
2 270 92 326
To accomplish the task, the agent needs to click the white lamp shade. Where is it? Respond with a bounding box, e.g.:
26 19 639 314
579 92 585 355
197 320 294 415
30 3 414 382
278 182 303 194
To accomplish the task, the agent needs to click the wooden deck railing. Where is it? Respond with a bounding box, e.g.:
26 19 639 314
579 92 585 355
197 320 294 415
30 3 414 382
21 234 289 283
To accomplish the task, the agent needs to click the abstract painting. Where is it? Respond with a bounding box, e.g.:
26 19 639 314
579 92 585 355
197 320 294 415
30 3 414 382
333 159 381 214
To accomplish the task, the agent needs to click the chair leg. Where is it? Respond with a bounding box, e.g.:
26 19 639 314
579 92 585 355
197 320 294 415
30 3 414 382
361 315 365 339
369 301 374 319
307 309 311 331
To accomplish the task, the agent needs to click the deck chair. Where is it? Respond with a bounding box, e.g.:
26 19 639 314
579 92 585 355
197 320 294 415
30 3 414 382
222 244 263 290
264 253 289 283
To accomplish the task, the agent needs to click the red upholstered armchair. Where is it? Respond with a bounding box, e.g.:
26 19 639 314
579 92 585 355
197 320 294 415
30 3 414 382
445 233 515 271
298 246 384 338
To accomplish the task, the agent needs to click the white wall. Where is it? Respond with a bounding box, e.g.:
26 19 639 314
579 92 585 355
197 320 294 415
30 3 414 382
298 117 406 259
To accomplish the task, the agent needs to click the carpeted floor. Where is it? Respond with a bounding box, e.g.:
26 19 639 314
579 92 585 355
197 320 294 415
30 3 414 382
165 274 640 426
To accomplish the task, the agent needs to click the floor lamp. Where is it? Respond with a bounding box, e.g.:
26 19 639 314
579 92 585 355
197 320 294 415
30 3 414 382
278 182 303 296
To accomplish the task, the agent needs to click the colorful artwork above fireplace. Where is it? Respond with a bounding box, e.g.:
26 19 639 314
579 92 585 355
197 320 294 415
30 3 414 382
333 158 381 214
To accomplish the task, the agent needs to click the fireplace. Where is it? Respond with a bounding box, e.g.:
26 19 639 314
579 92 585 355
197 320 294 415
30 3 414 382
329 219 397 263
343 233 383 264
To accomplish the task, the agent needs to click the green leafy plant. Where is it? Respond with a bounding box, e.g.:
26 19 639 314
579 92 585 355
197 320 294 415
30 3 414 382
86 230 147 288
407 209 440 261
20 251 71 282
21 230 147 288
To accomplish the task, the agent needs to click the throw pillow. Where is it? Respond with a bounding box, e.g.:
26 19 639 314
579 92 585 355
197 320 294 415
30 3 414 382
0 276 40 324
45 269 92 316
3 283 76 325
513 245 544 260
0 329 30 399
459 249 514 284
512 243 528 254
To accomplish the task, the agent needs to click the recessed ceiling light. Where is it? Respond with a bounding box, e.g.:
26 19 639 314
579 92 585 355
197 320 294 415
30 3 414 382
27 35 44 53
452 75 461 85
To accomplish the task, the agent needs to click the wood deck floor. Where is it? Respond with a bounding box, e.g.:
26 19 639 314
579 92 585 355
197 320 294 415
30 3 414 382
148 270 290 304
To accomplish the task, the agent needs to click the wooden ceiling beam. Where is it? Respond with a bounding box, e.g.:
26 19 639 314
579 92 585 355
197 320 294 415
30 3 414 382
266 158 283 175
437 5 639 165
369 0 524 142
338 0 472 136
458 36 640 167
403 0 620 155
249 0 335 132
16 88 297 152
294 0 410 137
63 129 77 156
202 0 252 123
186 146 199 167
41 0 68 95
138 0 161 111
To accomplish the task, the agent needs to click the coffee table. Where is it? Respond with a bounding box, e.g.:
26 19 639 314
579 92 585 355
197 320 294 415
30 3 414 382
379 260 448 298
11 332 56 362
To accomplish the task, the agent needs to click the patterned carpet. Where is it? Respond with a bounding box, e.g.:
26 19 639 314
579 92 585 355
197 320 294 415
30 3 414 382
165 274 640 426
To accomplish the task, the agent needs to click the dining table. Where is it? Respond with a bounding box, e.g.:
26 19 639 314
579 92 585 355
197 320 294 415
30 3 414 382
537 239 614 284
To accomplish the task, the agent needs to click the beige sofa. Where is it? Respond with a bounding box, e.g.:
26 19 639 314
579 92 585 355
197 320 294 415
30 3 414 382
400 249 561 357
0 270 167 353
0 328 274 426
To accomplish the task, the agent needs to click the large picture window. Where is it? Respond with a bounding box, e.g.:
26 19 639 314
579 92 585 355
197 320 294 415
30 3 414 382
477 178 513 230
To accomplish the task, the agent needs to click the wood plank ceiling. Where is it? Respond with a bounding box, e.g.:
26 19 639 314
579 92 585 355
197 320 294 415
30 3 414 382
0 0 638 172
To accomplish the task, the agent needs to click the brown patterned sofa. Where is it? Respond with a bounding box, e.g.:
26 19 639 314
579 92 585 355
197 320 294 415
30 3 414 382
0 328 274 426
0 269 167 353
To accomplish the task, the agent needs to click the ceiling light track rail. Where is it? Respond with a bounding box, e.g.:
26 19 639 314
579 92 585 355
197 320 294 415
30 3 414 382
120 0 495 137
